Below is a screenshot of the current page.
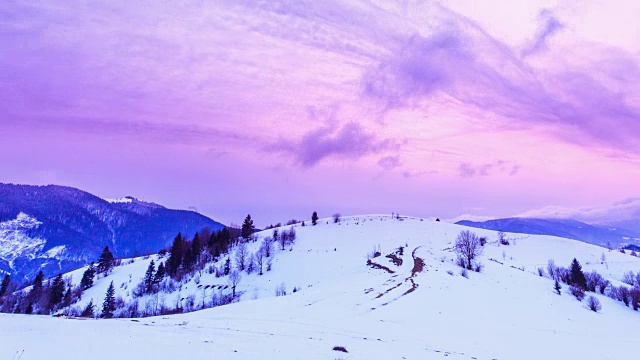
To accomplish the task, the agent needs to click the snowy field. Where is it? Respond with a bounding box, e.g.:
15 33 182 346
2 215 640 359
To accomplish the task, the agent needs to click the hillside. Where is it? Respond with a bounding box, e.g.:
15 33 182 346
456 217 640 249
2 215 640 359
0 184 225 280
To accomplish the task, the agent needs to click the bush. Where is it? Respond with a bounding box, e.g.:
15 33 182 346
537 267 544 277
570 285 585 301
332 213 341 223
460 268 469 278
275 283 287 297
622 271 636 286
587 296 602 312
498 231 509 245
332 346 348 353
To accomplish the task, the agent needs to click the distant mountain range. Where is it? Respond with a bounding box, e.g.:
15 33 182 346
0 184 224 281
456 217 640 249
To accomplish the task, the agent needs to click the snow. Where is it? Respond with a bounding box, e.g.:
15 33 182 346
2 214 640 359
105 196 134 204
0 212 45 261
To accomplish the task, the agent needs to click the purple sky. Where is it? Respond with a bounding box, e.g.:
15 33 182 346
1 0 639 226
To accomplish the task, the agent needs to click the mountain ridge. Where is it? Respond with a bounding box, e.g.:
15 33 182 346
0 183 224 280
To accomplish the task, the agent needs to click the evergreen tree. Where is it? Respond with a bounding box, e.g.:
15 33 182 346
33 270 44 290
97 246 114 274
80 263 96 290
62 288 72 307
224 257 231 276
101 281 116 318
81 300 95 318
144 260 156 294
29 270 45 300
154 262 166 285
167 233 184 276
183 247 195 271
241 214 255 240
312 211 319 226
192 233 201 264
0 274 10 297
554 279 562 295
25 303 33 314
48 273 65 310
569 258 587 289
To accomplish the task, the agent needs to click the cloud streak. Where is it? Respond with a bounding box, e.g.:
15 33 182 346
458 161 520 178
268 122 398 167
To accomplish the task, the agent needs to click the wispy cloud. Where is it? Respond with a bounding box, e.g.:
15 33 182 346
268 122 399 167
521 9 564 57
458 160 520 178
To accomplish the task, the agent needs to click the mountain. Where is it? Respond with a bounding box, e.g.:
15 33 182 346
0 184 224 281
3 215 640 360
455 217 640 249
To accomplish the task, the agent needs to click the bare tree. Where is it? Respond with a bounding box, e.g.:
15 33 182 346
454 230 483 270
235 243 248 272
246 253 255 274
255 248 264 275
228 271 242 297
546 259 556 279
261 238 274 258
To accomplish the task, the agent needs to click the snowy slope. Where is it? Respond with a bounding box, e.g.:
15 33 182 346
2 215 640 360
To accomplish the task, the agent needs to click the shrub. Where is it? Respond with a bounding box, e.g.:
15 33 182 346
570 285 585 301
332 213 341 223
332 346 348 353
537 267 544 277
460 268 469 278
275 283 287 297
498 231 509 245
473 263 483 273
587 296 602 312
622 271 636 286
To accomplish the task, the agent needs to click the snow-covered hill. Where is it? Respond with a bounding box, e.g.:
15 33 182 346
2 215 640 360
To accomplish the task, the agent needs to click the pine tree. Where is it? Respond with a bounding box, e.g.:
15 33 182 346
48 273 65 310
168 233 184 276
224 257 231 276
101 281 116 318
29 270 45 300
192 233 201 264
97 246 114 274
81 300 95 318
0 274 10 297
154 262 166 285
80 263 96 290
144 260 156 294
33 270 44 290
183 247 194 271
312 211 319 226
241 214 255 240
554 279 562 295
569 258 587 289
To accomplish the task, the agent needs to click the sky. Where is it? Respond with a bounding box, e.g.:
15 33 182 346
1 0 639 226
